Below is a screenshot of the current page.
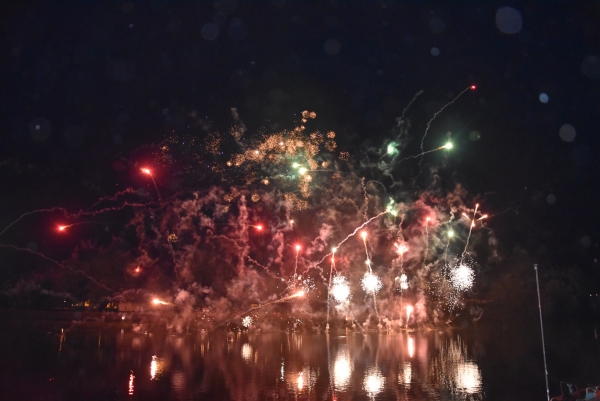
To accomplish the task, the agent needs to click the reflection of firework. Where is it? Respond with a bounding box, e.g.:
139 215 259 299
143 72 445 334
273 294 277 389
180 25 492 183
363 368 385 397
361 272 382 295
333 351 352 390
450 264 474 291
331 275 351 303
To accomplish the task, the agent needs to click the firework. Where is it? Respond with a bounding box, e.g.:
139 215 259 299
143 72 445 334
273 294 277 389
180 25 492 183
361 272 382 295
141 167 162 201
331 276 351 303
241 316 252 327
450 264 475 292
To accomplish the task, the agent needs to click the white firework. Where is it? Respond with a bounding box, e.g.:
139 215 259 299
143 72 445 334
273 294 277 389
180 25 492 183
361 272 382 295
450 264 474 291
241 316 253 327
331 275 351 303
399 273 409 290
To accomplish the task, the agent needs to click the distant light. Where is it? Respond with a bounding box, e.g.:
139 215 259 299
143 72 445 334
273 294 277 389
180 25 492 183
444 142 453 149
255 225 263 231
470 85 477 90
292 162 300 168
58 225 67 231
332 247 337 254
360 231 368 240
387 143 396 155
152 299 168 305
298 167 308 175
295 245 301 251
448 230 454 238
141 168 152 175
539 93 549 103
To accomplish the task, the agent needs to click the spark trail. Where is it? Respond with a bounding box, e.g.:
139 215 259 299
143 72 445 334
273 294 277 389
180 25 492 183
313 211 389 269
0 243 114 292
461 204 487 261
419 85 476 167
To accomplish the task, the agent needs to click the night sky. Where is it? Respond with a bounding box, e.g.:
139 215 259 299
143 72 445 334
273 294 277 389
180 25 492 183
1 1 600 320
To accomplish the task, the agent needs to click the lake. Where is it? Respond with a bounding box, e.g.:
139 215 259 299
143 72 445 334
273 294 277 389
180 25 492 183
1 314 599 400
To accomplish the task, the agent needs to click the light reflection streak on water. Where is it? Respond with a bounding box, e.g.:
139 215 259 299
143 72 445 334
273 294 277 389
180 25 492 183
408 336 415 358
333 351 352 390
363 367 385 397
399 361 411 387
150 355 164 380
241 343 252 362
128 372 134 395
107 331 483 400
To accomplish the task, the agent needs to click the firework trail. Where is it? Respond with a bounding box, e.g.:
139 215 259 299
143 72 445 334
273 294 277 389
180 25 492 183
313 211 389 269
141 168 162 201
418 85 476 167
461 204 488 261
0 243 113 292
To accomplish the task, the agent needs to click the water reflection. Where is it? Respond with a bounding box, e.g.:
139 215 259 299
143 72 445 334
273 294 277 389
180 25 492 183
333 350 352 390
48 329 484 400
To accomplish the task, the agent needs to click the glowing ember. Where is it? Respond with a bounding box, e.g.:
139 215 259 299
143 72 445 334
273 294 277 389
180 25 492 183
295 244 301 251
361 272 382 295
58 225 67 231
152 298 168 305
360 231 368 240
450 264 475 291
141 168 152 175
331 275 351 303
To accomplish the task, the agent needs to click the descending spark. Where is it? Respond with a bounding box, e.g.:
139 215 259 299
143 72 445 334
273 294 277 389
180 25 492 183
152 298 168 305
406 305 414 330
141 167 162 201
461 204 487 260
450 264 474 292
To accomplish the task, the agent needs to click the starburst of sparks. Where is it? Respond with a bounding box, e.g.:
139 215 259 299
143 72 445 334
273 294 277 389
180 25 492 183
361 272 382 295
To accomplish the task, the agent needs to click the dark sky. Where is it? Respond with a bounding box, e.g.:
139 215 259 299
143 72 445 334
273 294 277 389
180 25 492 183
1 1 600 306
